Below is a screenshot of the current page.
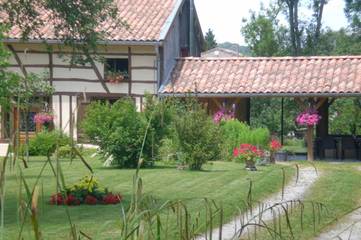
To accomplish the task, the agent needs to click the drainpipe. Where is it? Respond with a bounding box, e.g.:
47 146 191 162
189 0 195 56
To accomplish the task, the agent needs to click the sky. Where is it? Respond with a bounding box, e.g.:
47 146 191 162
194 0 349 45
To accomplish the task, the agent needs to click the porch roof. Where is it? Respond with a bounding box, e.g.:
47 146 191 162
160 56 361 97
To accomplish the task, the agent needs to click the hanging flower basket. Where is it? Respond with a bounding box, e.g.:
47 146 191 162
213 107 235 123
33 112 54 125
296 109 321 126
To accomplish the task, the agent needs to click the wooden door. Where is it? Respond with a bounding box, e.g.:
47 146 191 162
13 107 42 144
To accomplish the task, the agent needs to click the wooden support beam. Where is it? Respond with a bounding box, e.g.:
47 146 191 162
315 98 327 110
48 52 53 86
89 58 110 94
128 47 132 96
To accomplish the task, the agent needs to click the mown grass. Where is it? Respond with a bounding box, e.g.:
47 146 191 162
258 161 361 240
1 153 294 239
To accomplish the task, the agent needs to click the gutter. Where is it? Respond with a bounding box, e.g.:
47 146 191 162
3 38 163 46
158 92 361 98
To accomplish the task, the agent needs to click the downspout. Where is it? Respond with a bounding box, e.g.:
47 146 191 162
155 45 161 98
189 0 195 56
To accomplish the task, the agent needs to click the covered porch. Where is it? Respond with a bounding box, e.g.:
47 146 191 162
160 56 361 160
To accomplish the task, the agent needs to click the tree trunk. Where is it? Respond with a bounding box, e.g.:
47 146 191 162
307 125 314 161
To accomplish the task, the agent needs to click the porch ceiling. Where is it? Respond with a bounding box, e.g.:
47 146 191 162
160 56 361 98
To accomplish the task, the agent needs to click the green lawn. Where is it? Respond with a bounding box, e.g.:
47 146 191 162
1 153 294 239
258 161 361 240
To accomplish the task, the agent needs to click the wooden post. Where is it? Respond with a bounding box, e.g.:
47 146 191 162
307 125 314 161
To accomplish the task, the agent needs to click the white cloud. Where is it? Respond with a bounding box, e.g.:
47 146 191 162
194 0 348 45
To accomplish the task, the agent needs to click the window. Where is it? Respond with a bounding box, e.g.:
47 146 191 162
104 58 129 83
20 112 37 132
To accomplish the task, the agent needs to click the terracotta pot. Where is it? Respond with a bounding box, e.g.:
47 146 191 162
270 152 276 164
245 160 257 171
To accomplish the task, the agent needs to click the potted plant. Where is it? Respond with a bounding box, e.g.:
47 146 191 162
33 112 55 131
233 143 264 171
269 139 282 164
106 70 129 84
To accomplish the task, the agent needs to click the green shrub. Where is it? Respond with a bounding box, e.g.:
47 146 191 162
57 145 75 158
173 101 222 170
221 120 270 160
81 98 149 168
28 130 71 156
158 138 179 164
143 95 178 160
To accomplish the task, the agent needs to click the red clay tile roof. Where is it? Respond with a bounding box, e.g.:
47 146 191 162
4 0 178 42
160 56 361 96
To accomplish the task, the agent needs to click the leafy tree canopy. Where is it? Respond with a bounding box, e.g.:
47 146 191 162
204 28 217 51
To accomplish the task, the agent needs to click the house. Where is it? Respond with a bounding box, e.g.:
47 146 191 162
0 0 204 142
201 47 242 58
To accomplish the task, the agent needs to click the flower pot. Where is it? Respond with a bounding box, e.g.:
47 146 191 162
270 152 276 164
245 160 257 171
275 151 288 161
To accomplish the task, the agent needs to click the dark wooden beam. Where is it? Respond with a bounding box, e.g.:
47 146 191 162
48 52 53 86
59 95 63 130
89 58 110 94
128 47 132 96
7 45 28 77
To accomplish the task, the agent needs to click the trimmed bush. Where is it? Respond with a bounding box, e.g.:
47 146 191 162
81 98 149 168
28 130 71 156
173 101 222 170
221 120 270 160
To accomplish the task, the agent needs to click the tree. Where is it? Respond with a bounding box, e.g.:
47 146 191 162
241 5 287 56
345 0 361 34
204 28 217 50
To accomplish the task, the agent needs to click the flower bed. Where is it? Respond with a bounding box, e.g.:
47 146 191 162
50 176 122 206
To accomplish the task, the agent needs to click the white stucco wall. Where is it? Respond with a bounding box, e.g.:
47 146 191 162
6 43 158 140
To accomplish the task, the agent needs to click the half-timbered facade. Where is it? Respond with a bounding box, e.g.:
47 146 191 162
0 0 204 141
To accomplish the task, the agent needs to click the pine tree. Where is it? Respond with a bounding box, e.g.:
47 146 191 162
204 28 217 50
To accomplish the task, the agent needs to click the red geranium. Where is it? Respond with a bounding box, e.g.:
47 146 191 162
103 193 123 205
50 193 63 205
84 195 97 205
269 139 282 152
64 194 81 206
233 144 264 162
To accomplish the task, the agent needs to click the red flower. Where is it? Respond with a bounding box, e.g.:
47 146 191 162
269 139 282 152
50 193 63 205
103 193 122 205
64 194 80 206
84 195 97 205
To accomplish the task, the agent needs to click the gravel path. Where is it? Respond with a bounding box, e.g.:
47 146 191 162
316 208 361 240
197 166 320 240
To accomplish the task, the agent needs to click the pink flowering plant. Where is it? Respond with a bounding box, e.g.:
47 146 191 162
34 112 54 124
213 108 235 123
296 109 321 126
